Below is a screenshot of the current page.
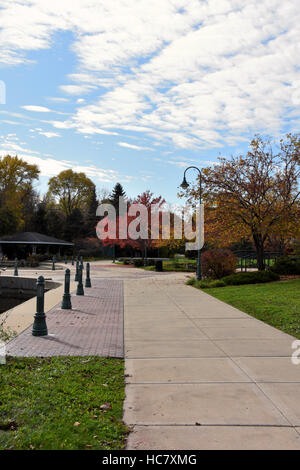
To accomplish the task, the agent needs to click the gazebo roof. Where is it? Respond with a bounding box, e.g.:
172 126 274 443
0 232 74 246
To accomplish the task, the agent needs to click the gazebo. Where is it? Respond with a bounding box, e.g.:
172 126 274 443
0 232 74 258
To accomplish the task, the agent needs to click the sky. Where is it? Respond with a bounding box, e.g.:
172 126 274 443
0 0 299 204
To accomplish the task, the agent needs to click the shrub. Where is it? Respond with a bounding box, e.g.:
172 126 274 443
186 277 226 289
26 254 40 267
202 249 237 279
186 277 196 285
270 256 300 275
133 259 143 267
145 259 156 266
222 270 280 286
198 279 226 289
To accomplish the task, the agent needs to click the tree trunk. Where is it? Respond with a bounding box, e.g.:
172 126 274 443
253 233 265 271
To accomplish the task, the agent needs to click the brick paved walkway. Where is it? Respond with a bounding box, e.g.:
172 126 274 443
6 279 124 358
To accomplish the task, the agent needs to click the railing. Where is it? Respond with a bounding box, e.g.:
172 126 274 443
232 251 283 271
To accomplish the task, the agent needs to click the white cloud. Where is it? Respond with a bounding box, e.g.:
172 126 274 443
38 131 61 138
21 105 52 113
0 0 299 149
117 142 153 151
47 97 70 103
0 134 131 183
59 84 96 95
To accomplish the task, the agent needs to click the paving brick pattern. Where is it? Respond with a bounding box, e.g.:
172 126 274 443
6 279 124 358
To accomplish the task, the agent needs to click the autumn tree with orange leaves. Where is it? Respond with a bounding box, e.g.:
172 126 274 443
100 190 166 259
185 134 300 270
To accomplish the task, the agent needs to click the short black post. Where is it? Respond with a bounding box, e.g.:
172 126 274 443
80 256 84 270
14 257 18 276
52 256 56 271
76 265 84 296
32 276 48 336
71 256 74 266
85 262 91 288
75 260 79 281
62 269 72 309
64 256 67 264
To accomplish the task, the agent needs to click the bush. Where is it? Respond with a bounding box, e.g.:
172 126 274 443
186 277 226 288
133 259 143 267
146 259 156 266
26 254 40 267
198 279 227 289
270 256 300 275
222 270 280 286
186 277 196 285
202 249 237 279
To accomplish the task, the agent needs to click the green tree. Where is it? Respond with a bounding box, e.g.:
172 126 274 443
47 169 95 217
109 183 127 216
30 201 48 235
64 208 85 241
0 207 18 236
84 187 99 237
0 155 40 229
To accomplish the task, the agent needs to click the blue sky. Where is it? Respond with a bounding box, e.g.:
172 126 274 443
0 0 299 203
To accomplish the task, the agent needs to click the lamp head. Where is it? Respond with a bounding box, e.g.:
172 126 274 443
180 175 189 190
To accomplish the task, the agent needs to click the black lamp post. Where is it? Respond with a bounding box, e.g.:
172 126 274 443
180 166 203 281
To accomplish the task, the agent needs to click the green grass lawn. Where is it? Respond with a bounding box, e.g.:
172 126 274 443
143 258 196 272
0 356 128 450
202 279 300 338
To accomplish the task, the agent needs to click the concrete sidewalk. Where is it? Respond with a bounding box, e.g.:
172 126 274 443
124 276 300 450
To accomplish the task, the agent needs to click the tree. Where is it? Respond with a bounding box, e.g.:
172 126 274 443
29 201 48 234
84 187 99 238
185 134 300 270
64 208 85 241
0 207 18 236
45 208 65 240
0 155 40 230
109 183 127 215
100 190 166 258
47 169 95 217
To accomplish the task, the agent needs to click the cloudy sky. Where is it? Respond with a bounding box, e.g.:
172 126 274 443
0 0 299 202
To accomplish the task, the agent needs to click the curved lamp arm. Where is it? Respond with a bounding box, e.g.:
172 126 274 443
180 166 202 204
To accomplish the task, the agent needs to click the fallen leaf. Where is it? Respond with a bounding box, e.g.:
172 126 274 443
100 402 111 411
73 421 80 426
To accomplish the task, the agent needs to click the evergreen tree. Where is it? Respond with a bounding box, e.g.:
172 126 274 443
109 183 126 216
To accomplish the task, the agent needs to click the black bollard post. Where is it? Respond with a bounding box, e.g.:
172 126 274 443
80 256 84 271
72 256 74 266
32 276 48 336
85 262 91 288
62 269 72 309
64 256 67 264
52 255 56 271
76 265 84 296
75 260 79 281
14 257 18 276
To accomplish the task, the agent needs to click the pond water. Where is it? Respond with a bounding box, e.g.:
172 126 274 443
0 293 36 314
